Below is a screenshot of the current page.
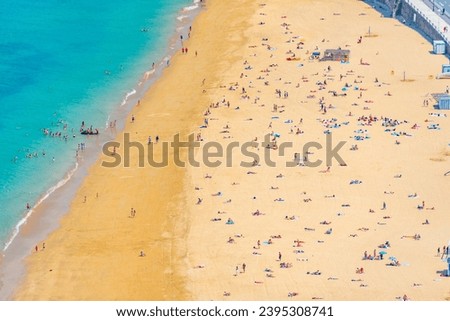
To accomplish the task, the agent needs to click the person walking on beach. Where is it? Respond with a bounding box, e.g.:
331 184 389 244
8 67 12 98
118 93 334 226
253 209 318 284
242 263 246 273
235 265 239 276
278 252 282 261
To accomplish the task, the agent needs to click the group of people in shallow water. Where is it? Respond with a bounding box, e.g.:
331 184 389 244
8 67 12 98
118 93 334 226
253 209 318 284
80 121 98 135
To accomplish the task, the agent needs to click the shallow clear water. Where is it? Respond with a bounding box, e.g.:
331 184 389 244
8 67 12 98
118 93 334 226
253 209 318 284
0 0 194 249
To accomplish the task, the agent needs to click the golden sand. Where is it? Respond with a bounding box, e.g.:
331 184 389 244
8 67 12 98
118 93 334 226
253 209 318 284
15 0 450 300
15 0 256 300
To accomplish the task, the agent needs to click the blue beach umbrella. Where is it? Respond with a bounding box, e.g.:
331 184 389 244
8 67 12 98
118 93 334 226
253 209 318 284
379 251 387 255
389 256 397 261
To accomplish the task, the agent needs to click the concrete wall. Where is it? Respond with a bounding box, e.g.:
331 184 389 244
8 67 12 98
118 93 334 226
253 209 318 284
365 0 450 54
399 1 449 53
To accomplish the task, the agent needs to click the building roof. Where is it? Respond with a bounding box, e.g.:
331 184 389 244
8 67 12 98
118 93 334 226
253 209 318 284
431 93 450 101
320 49 350 61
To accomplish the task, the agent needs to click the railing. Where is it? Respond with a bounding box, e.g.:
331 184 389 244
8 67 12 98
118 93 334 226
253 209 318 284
403 0 450 43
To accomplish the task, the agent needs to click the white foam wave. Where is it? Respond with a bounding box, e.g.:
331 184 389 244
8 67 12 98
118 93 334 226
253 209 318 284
121 89 137 106
182 4 199 12
141 69 156 84
3 162 80 251
177 15 189 21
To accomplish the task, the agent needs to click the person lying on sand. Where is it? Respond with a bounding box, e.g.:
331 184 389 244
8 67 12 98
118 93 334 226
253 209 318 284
307 270 321 275
252 209 263 216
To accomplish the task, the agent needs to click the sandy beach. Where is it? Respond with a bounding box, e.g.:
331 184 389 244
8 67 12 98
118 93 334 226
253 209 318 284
14 0 449 301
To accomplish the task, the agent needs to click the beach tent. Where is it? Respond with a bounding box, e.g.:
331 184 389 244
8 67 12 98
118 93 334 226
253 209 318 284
433 40 446 55
320 49 350 63
310 51 320 60
446 257 450 277
442 64 450 74
444 241 450 276
431 93 450 109
438 95 450 110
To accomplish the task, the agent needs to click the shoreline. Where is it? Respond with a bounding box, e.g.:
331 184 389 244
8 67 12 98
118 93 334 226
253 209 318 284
12 0 254 300
0 0 203 300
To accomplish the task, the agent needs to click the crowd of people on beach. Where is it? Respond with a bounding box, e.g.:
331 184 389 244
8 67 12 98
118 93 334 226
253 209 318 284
185 1 449 301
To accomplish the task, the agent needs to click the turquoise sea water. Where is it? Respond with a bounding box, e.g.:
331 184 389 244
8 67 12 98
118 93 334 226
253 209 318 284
0 0 195 249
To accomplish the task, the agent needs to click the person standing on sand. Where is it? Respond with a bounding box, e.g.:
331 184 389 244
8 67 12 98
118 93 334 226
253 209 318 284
242 263 246 273
278 252 282 261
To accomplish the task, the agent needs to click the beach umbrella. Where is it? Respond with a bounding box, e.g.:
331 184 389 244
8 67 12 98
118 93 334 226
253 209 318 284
379 251 387 255
389 256 396 261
